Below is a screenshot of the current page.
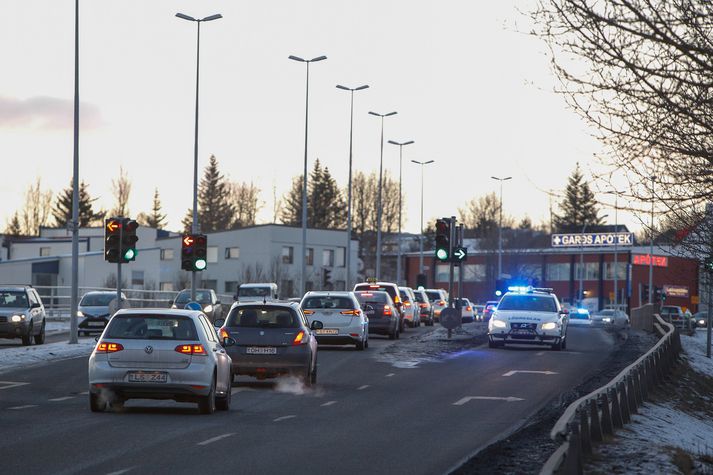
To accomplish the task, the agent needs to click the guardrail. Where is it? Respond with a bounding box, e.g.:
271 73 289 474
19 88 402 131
540 314 680 475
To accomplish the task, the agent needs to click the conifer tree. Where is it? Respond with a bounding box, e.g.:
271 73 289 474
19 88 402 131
52 180 104 227
553 164 603 233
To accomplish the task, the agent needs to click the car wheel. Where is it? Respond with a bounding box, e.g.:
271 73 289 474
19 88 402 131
216 385 231 411
21 324 33 346
551 339 563 351
198 376 217 414
89 392 104 413
561 335 567 350
356 338 365 351
395 327 400 339
34 322 46 345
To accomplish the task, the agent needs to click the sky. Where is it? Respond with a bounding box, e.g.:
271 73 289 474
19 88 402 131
0 0 642 235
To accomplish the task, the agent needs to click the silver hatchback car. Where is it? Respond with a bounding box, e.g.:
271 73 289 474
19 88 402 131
88 309 234 414
300 291 368 350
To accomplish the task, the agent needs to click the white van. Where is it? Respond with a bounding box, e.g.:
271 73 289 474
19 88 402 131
235 283 279 302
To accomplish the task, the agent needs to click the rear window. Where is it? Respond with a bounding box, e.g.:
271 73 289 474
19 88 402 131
354 284 396 299
355 291 388 304
399 290 412 302
175 290 212 304
497 295 557 312
425 291 444 302
302 296 355 310
104 315 198 340
226 306 299 328
80 293 115 306
414 292 427 303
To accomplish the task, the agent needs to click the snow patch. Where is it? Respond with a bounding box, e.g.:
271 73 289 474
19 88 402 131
0 339 95 374
681 330 713 378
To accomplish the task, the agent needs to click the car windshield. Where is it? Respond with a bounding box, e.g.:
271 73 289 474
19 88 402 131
226 306 299 328
175 290 212 304
302 296 355 310
80 293 115 306
238 287 271 297
399 290 412 302
497 295 557 312
355 292 389 305
425 291 442 301
0 291 29 308
104 315 198 340
414 292 427 303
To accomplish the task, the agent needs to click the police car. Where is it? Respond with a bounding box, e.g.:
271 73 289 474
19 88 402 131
487 287 569 351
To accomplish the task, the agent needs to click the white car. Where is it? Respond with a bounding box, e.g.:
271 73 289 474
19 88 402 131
398 287 421 327
454 298 476 323
88 309 234 414
591 309 630 328
300 291 369 350
488 288 569 350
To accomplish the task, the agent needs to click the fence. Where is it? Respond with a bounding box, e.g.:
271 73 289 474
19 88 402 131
540 314 680 475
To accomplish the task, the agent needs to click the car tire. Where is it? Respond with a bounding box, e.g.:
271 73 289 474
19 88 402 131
364 336 369 349
395 327 400 339
356 337 365 351
198 376 216 414
34 322 46 345
561 335 567 350
551 339 563 351
21 324 33 346
89 392 104 413
216 385 231 411
310 363 317 385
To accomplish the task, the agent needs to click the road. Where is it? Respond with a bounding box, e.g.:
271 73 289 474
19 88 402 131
0 323 617 475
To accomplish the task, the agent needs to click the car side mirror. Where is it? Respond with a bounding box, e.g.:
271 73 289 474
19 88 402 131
222 337 236 347
31 302 41 309
310 320 324 330
215 300 221 305
560 309 569 315
214 318 225 327
233 293 239 301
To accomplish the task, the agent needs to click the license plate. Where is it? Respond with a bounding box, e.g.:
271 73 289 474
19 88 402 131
128 372 167 383
87 321 105 327
511 329 535 335
246 346 277 355
316 329 338 335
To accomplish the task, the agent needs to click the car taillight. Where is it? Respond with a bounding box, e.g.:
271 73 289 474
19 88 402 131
293 330 306 345
394 295 401 304
174 344 207 355
404 302 411 307
419 303 428 308
466 306 472 311
383 305 392 316
303 309 315 315
340 309 360 315
219 328 230 339
96 341 124 353
361 292 373 297
439 300 446 306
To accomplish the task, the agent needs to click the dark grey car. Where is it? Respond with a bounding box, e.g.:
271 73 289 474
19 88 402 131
78 291 128 336
354 291 400 340
216 302 321 385
172 289 223 323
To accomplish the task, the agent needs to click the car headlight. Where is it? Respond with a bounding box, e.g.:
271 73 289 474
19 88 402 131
699 320 706 326
76 311 84 317
602 317 612 323
171 304 177 309
11 315 25 323
492 319 507 329
542 322 557 330
203 305 213 313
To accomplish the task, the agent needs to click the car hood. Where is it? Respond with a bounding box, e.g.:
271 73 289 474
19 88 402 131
78 305 111 317
0 307 30 317
492 310 559 323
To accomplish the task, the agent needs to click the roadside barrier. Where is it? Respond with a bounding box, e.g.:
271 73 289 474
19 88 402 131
539 315 680 475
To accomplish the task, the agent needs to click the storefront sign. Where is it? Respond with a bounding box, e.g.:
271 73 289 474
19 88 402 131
663 285 688 298
632 254 668 267
551 232 634 248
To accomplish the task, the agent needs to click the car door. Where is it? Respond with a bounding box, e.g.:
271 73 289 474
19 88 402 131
198 315 231 393
27 290 43 331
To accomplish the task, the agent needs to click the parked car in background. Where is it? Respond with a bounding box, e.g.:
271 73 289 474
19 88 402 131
78 291 128 336
693 311 708 328
454 298 476 323
88 309 234 413
354 281 404 330
473 304 485 321
300 291 368 350
354 291 400 340
413 289 435 326
172 289 224 323
660 305 693 329
568 307 592 326
398 287 421 327
482 300 500 322
591 309 630 328
0 285 47 346
425 288 449 321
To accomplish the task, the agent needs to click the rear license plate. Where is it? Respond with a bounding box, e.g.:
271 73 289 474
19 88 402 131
87 321 105 327
316 329 338 335
246 346 277 355
128 372 167 383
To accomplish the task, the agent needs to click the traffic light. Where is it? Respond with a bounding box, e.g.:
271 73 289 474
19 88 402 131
416 273 427 289
641 284 650 301
654 286 667 303
104 218 122 263
193 234 208 271
435 219 451 262
181 235 195 271
705 256 713 273
120 219 139 262
322 267 332 288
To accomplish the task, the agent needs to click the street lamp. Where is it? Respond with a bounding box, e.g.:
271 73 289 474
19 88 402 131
388 139 415 286
369 110 398 280
649 176 655 305
337 84 369 289
69 0 80 344
176 11 223 301
611 189 624 308
491 176 512 281
579 214 608 306
411 159 435 277
289 54 327 296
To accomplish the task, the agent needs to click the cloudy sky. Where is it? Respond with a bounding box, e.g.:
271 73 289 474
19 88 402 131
0 0 641 235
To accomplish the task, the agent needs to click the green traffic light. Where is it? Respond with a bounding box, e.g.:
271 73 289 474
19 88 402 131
194 259 207 271
436 248 449 261
123 248 136 260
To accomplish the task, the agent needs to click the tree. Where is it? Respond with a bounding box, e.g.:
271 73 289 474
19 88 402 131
52 180 104 228
182 155 234 233
5 213 22 236
110 166 132 218
280 175 304 227
137 188 167 229
459 192 503 239
19 178 53 235
552 165 602 233
309 159 346 229
531 0 713 254
228 181 262 228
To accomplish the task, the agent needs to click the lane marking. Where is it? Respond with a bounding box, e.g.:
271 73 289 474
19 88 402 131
385 373 395 377
357 385 370 390
78 391 89 395
48 396 76 402
453 396 525 405
502 370 558 377
535 352 545 356
0 381 30 390
321 401 337 407
8 405 38 410
106 468 134 475
197 432 236 446
273 415 296 422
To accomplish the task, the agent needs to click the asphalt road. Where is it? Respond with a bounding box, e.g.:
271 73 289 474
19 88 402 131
0 323 617 475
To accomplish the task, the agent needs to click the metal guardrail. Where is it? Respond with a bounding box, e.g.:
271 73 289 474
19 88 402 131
540 314 680 475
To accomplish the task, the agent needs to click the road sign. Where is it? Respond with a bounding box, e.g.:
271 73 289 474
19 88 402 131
551 232 634 248
452 247 467 262
184 301 202 311
440 307 461 330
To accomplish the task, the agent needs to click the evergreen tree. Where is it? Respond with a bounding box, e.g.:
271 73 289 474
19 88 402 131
5 213 22 236
309 159 346 228
553 164 603 233
182 155 234 233
138 188 167 229
52 180 104 227
280 175 304 226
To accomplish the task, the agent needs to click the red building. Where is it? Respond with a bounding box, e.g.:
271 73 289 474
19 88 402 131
404 245 700 313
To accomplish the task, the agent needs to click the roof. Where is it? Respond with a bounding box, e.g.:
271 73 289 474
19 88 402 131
113 308 203 317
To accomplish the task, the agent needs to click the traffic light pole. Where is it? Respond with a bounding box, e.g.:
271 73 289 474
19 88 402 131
708 268 712 358
457 224 464 303
116 220 123 311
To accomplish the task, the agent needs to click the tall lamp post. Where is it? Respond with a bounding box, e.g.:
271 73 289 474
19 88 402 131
369 110 397 280
69 0 80 344
289 54 327 296
649 176 655 304
176 12 223 301
411 159 435 278
491 176 512 281
388 140 414 286
579 215 608 306
612 189 624 307
337 84 369 289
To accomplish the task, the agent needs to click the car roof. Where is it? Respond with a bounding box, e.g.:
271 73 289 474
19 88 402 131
231 300 299 308
303 291 353 297
82 290 121 295
0 286 32 292
240 283 277 288
113 308 203 318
